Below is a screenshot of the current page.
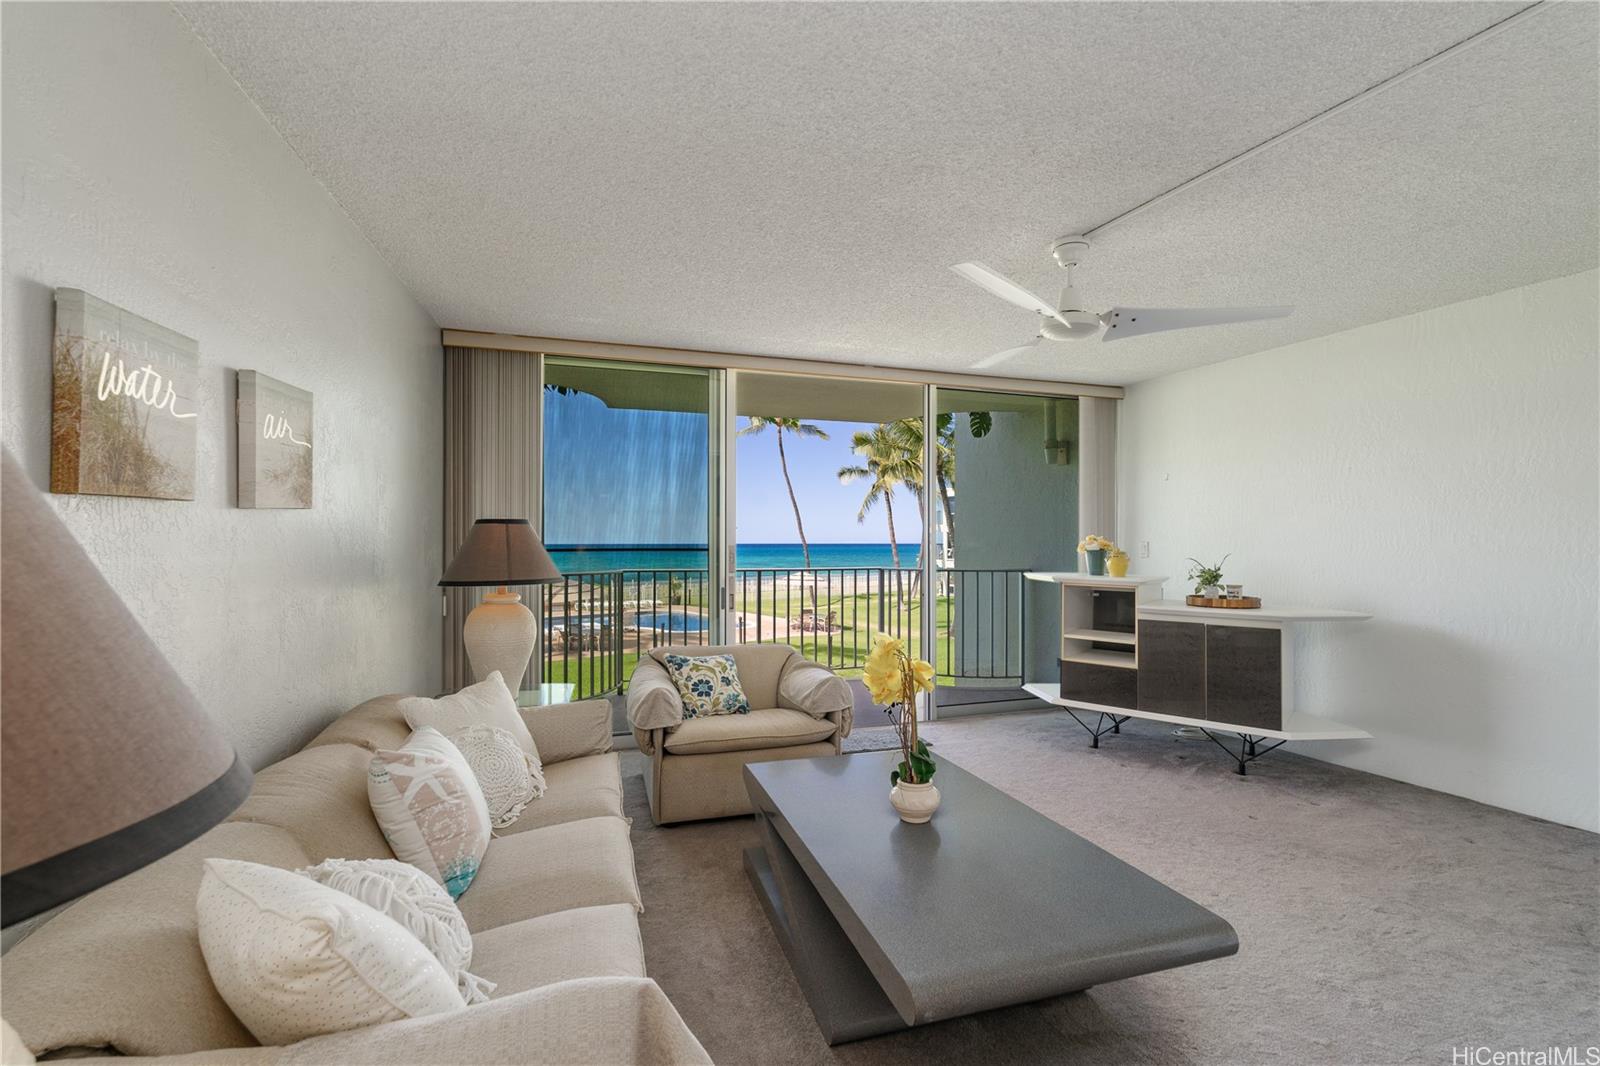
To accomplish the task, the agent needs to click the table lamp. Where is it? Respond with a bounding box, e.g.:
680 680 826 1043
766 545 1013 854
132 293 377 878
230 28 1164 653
1 450 252 926
440 518 561 692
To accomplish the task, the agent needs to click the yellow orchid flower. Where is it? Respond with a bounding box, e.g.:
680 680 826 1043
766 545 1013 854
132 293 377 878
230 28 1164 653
911 659 936 692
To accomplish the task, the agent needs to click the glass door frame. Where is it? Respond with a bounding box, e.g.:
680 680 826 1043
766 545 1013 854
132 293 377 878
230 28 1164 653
921 385 939 720
718 369 943 718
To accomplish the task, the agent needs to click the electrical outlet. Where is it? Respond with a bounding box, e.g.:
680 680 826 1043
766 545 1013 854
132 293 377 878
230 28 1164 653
1139 541 1151 559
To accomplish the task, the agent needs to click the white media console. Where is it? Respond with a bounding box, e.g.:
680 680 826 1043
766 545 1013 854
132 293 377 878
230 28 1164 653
1022 572 1372 773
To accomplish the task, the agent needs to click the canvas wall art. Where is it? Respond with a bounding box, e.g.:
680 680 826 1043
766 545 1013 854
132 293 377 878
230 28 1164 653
237 370 313 508
50 289 199 500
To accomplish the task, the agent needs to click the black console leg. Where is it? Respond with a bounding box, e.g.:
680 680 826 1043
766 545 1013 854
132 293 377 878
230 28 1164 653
1200 729 1286 777
1063 710 1126 750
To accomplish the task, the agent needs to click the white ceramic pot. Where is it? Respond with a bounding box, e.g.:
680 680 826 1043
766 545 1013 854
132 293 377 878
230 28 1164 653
890 780 941 824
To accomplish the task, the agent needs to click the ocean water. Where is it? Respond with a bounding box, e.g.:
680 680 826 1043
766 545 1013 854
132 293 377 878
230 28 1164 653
547 542 922 574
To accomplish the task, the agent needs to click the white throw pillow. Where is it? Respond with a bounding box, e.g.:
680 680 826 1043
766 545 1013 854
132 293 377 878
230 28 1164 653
449 724 546 830
368 728 492 898
298 858 495 1005
399 672 537 758
196 859 464 1046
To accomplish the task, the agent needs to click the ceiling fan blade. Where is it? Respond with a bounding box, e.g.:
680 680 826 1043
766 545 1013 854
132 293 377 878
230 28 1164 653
1100 306 1293 341
951 262 1063 321
972 343 1040 370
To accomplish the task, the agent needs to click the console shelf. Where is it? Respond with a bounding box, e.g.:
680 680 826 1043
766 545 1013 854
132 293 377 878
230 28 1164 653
1025 573 1373 774
1063 628 1137 646
1062 649 1138 670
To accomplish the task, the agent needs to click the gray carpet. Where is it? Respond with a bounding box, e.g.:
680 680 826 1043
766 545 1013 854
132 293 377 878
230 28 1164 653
622 711 1598 1065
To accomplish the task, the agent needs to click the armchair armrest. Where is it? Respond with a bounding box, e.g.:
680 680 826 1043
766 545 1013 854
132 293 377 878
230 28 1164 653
627 657 684 735
517 699 613 764
778 659 853 737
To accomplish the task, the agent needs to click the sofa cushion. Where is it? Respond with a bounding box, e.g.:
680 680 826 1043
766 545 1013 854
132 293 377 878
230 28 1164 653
470 904 646 998
455 817 641 933
450 724 545 829
663 707 837 755
228 743 394 863
400 673 536 758
499 752 624 833
0 821 310 1058
517 699 615 765
369 728 492 898
304 694 411 753
298 858 494 1005
660 653 751 719
270 977 710 1065
197 859 465 1046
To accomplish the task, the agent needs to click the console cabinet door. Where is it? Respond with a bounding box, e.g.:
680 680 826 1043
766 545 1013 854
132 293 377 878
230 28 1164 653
1204 625 1282 730
1137 620 1205 718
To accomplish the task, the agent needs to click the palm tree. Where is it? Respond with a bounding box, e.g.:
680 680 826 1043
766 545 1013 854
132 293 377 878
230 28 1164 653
738 416 829 568
884 417 958 559
837 424 922 570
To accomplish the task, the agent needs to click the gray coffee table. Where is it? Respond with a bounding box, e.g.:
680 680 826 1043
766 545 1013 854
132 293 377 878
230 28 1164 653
743 750 1238 1044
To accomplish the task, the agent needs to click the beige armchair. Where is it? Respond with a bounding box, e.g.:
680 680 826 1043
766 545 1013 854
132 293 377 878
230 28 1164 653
628 644 853 824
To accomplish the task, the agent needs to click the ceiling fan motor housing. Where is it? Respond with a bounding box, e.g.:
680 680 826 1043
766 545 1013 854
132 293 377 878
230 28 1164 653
1042 278 1101 340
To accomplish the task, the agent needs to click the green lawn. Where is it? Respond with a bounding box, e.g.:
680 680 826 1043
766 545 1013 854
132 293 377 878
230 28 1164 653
544 590 956 697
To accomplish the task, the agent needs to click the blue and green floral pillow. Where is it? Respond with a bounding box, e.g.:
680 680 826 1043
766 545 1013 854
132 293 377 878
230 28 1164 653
662 653 751 719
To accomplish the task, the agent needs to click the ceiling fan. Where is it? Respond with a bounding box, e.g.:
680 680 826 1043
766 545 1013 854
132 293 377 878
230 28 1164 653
952 236 1292 369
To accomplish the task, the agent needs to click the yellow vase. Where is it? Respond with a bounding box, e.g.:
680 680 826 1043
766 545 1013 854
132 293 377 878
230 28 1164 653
1107 554 1130 577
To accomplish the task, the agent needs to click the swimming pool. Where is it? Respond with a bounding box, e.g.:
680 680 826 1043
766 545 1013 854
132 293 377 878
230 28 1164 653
545 612 708 632
634 611 707 632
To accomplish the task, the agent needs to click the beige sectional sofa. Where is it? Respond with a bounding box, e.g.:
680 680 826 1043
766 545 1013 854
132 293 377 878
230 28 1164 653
1 696 709 1065
628 644 853 825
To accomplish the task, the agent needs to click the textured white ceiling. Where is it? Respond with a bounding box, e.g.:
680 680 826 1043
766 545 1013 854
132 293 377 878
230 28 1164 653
177 2 1597 386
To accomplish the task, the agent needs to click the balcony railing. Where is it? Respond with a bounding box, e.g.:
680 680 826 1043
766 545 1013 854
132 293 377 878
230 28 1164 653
539 566 1027 701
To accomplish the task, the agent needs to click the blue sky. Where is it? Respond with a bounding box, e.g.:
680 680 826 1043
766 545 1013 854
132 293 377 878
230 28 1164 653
542 391 920 546
737 418 922 544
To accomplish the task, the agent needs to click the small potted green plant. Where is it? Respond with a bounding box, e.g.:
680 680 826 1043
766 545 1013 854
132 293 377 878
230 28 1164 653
1186 555 1230 597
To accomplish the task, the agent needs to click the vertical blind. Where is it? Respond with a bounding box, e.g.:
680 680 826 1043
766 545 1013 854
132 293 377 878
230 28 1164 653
442 346 541 691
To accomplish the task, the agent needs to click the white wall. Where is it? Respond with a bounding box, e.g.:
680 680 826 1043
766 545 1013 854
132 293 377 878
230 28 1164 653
1 3 442 768
1118 270 1599 831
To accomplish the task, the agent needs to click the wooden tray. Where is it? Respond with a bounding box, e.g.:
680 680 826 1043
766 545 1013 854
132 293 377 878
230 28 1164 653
1185 595 1263 609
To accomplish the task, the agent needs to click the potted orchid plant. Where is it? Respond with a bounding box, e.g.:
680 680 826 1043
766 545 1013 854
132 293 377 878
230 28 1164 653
864 633 939 823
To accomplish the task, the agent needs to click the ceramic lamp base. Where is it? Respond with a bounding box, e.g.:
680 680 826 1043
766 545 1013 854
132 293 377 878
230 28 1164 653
463 588 537 693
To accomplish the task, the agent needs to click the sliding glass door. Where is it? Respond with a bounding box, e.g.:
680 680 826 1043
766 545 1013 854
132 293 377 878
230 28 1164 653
728 371 927 686
532 353 1088 731
540 358 723 725
933 387 1079 715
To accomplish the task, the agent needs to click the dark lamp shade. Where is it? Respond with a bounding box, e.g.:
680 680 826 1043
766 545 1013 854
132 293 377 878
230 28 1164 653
1 450 251 926
440 518 561 587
